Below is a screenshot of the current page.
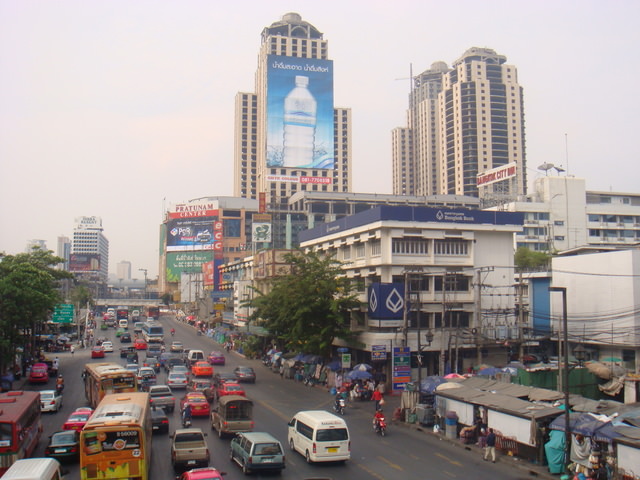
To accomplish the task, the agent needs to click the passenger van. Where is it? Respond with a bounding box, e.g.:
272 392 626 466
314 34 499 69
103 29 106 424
118 319 128 330
186 349 205 366
2 458 65 480
287 410 350 463
230 431 285 474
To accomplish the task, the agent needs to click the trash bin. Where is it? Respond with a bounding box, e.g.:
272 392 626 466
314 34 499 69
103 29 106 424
445 411 458 440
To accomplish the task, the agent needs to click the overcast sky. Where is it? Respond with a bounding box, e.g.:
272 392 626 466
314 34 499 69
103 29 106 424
1 0 639 279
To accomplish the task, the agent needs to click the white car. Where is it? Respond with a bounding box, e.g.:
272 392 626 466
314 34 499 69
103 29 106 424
40 390 63 413
101 341 114 352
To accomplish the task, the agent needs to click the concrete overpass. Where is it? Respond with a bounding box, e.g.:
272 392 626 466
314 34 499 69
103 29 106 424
94 299 161 308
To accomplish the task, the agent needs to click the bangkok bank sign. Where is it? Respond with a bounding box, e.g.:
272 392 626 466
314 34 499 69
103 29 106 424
476 162 517 187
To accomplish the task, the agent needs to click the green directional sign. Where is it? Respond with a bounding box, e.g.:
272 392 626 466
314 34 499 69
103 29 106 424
52 304 75 324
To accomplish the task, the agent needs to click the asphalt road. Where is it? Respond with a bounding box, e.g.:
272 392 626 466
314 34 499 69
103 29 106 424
27 315 543 480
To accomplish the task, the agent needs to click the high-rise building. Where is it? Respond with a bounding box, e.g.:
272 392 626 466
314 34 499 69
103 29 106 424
234 12 352 209
393 48 526 201
56 236 71 270
25 239 47 252
117 260 132 281
70 216 109 281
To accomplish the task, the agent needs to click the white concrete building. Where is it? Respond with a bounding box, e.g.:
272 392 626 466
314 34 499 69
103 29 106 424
495 175 640 252
299 205 524 380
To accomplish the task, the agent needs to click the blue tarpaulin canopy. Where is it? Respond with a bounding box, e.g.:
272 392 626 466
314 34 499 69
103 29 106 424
550 412 621 442
419 376 446 394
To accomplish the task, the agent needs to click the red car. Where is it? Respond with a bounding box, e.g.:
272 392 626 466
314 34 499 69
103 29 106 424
207 351 225 366
191 361 213 378
134 338 148 350
177 468 225 480
215 382 245 401
28 363 50 384
90 346 105 358
63 408 93 431
179 392 210 417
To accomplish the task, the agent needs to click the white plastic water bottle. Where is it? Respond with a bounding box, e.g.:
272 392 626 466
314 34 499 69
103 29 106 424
283 75 316 167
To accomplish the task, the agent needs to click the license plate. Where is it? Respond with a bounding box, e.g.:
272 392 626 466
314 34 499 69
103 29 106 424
55 449 66 453
263 458 273 463
327 447 338 453
187 460 196 465
152 425 159 430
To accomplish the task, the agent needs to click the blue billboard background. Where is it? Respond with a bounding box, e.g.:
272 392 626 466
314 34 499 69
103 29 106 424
166 217 215 252
266 54 334 169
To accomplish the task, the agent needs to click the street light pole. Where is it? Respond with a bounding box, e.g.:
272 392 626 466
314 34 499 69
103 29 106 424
138 269 148 300
549 286 570 473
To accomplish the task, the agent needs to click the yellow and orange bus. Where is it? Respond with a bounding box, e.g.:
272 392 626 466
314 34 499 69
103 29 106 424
80 392 152 480
83 363 137 409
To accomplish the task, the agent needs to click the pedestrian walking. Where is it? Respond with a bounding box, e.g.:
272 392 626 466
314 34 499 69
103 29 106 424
371 388 384 411
484 428 497 463
70 344 75 356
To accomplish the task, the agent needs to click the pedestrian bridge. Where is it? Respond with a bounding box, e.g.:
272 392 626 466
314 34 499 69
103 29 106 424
94 299 161 308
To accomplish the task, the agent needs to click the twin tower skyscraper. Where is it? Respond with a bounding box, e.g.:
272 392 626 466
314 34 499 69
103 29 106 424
234 13 526 209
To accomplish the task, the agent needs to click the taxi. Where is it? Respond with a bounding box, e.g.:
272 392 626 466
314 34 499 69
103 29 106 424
90 346 105 359
134 338 148 350
179 392 210 417
62 407 93 431
191 361 213 378
215 382 245 401
28 363 50 384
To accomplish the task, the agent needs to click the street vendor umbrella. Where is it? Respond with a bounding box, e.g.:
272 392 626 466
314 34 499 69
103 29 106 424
478 367 501 376
419 376 445 394
353 363 373 372
443 373 464 379
326 360 341 371
346 370 373 381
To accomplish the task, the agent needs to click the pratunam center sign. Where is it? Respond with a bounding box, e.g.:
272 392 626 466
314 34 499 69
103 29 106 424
476 162 517 187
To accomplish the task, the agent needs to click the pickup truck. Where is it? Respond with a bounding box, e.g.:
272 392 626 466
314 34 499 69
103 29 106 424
170 428 209 472
120 346 137 358
148 384 176 413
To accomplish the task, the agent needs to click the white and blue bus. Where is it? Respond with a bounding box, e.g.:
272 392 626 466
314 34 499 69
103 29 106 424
141 321 164 344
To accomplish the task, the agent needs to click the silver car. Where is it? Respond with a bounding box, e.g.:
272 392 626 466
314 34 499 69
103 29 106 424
40 390 63 413
167 372 188 389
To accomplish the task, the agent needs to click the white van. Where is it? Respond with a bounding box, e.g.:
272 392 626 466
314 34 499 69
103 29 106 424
186 349 205 366
118 319 128 330
287 410 350 463
3 458 65 480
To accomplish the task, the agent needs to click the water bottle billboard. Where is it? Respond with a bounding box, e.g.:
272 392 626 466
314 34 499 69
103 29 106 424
266 54 334 169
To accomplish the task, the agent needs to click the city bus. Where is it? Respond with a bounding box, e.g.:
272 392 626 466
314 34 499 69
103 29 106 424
80 392 152 480
141 321 164 344
116 306 129 321
146 306 160 321
83 363 138 409
0 391 43 475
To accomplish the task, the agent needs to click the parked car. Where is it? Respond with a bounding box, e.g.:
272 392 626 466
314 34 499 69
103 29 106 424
176 467 225 480
29 363 50 384
215 382 245 401
191 362 213 378
179 392 210 417
151 406 169 434
207 351 225 366
101 341 114 353
62 408 93 431
40 390 63 413
90 346 105 359
120 332 132 343
134 338 148 350
44 430 80 463
233 366 256 383
167 372 188 390
229 431 285 474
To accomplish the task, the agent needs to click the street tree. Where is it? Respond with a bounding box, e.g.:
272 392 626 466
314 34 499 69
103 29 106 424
248 250 360 358
0 249 72 375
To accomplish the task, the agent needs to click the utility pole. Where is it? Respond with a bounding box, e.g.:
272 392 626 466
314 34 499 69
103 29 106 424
138 268 148 300
474 267 494 366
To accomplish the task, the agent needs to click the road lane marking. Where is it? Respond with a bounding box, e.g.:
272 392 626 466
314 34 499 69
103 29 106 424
357 462 387 479
378 455 403 470
435 452 463 467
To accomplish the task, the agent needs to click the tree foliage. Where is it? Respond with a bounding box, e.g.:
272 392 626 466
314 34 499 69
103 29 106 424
514 246 551 272
0 249 72 373
248 250 360 357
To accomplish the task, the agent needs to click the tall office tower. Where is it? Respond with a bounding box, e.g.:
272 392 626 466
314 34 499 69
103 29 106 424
234 12 352 208
70 216 109 281
117 260 132 281
56 235 71 270
392 48 526 200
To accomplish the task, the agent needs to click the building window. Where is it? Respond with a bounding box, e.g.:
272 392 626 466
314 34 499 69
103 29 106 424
392 238 429 255
434 239 469 256
370 240 381 256
342 247 351 260
355 243 365 258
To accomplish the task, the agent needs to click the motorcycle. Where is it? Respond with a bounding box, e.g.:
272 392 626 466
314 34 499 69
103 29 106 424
333 397 346 415
55 383 64 395
170 330 175 337
374 416 387 436
182 412 192 428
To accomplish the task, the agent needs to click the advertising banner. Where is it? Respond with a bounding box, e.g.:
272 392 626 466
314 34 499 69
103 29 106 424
167 201 218 219
69 254 100 272
166 251 213 282
166 216 216 252
252 222 272 243
202 261 214 287
266 54 334 170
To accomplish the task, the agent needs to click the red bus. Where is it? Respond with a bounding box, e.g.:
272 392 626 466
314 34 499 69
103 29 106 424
147 306 160 321
0 390 43 475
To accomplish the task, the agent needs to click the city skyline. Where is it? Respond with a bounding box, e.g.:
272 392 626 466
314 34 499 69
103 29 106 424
1 1 639 278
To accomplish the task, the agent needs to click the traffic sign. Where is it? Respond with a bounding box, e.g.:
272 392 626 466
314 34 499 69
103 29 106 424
52 304 74 324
